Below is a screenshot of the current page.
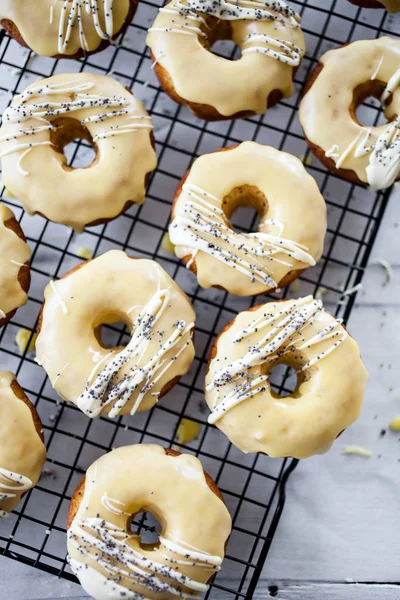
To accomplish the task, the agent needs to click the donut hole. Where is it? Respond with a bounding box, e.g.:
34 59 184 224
203 19 242 61
94 312 132 349
211 39 242 61
352 80 392 128
222 185 267 233
129 510 163 551
50 117 98 169
267 353 308 399
269 363 299 397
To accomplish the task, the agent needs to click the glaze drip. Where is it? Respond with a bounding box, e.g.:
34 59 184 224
0 204 30 320
169 183 315 288
68 517 219 598
0 468 32 518
0 79 153 177
207 295 347 424
77 289 194 418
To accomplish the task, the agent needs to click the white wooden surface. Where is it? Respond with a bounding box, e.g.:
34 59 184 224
0 192 399 599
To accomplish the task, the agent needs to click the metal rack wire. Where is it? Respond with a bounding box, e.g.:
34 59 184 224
0 0 398 598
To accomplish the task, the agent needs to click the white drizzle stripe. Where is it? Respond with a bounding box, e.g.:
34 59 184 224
172 0 299 25
159 536 222 567
169 183 315 288
371 55 384 81
331 118 400 190
366 116 400 190
242 34 302 66
68 518 212 597
101 492 130 516
381 66 400 103
207 296 347 424
57 0 115 54
68 557 145 600
0 467 33 518
50 280 69 315
0 80 153 176
77 289 194 418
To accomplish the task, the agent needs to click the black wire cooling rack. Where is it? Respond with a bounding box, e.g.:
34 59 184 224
0 1 398 598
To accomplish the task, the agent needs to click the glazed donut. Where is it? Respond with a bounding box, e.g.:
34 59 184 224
347 0 400 11
0 371 46 517
0 1 138 59
67 444 232 600
300 37 400 191
169 142 326 297
146 0 305 120
0 73 157 231
0 204 30 328
205 296 368 458
36 250 196 418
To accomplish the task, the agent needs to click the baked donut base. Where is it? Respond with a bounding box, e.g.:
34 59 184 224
20 119 155 231
171 145 306 294
151 51 290 121
346 0 384 8
36 257 193 412
0 0 139 59
302 60 400 187
67 447 223 529
206 302 346 457
0 215 31 328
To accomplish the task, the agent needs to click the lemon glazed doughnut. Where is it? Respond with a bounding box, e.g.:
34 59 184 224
0 1 138 59
146 0 305 120
169 142 327 297
0 72 157 232
300 37 400 191
0 372 46 518
0 204 31 328
347 0 400 11
205 296 368 458
67 444 232 600
36 250 196 418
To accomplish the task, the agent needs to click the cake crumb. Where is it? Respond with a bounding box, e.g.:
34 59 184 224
341 445 373 457
15 328 37 354
389 415 400 431
341 283 363 297
376 258 392 283
77 247 93 260
176 418 200 444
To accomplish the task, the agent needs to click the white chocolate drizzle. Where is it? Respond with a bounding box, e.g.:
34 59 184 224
0 467 32 518
68 517 220 598
148 0 301 65
169 183 315 288
207 296 347 424
371 55 384 81
241 34 302 66
54 0 114 54
101 492 130 516
381 66 400 103
327 117 400 191
0 79 153 177
77 289 194 418
174 0 299 25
